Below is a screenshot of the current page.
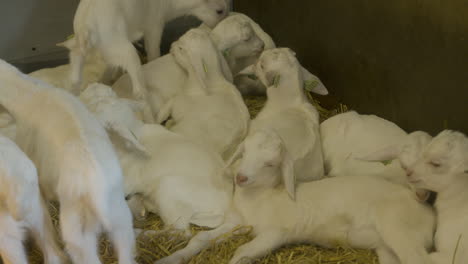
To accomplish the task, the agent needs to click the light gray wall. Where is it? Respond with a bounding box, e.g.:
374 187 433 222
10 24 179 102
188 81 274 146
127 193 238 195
0 0 79 68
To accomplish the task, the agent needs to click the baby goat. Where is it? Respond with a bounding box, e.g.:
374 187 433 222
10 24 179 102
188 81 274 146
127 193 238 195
69 0 229 107
79 84 233 235
112 13 264 118
156 129 436 264
236 48 324 182
0 60 135 264
160 28 250 160
371 130 468 264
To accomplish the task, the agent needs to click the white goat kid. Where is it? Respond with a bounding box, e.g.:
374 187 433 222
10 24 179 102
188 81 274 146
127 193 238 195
237 48 324 182
0 135 64 264
357 131 434 201
69 0 229 103
0 60 135 264
160 28 250 160
112 13 264 118
78 86 233 235
156 129 436 264
118 124 233 235
372 130 468 264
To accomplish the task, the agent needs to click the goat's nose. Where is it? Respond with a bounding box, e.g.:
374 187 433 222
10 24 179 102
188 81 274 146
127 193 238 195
406 169 414 177
216 9 224 15
236 174 248 184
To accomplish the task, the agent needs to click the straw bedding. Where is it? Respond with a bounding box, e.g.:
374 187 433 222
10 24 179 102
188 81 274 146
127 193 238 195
25 93 380 264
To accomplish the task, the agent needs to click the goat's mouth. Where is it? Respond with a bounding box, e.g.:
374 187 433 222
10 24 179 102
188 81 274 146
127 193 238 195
408 179 422 184
236 180 252 187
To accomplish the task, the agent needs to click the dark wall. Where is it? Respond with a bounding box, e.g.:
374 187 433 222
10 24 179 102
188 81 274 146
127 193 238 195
235 0 468 135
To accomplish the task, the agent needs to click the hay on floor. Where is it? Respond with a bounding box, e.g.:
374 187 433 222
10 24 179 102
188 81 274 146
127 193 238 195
26 93 379 264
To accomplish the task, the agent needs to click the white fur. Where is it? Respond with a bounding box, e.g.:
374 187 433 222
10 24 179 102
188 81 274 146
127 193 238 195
155 129 436 264
356 130 434 201
69 0 229 103
0 135 63 264
320 111 409 179
79 83 149 156
158 28 250 160
224 12 274 76
0 60 135 264
0 112 15 141
402 130 468 264
118 123 233 235
80 90 233 234
112 13 264 117
229 48 324 183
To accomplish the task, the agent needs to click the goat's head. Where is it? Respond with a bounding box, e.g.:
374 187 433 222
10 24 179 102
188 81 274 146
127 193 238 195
229 129 296 200
211 14 264 59
190 0 230 28
358 130 437 201
171 28 222 89
409 130 468 192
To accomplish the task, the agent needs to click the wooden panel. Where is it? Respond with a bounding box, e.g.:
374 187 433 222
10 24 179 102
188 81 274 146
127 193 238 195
235 0 468 134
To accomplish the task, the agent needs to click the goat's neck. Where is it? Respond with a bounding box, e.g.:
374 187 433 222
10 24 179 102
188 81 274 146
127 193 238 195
435 176 468 216
265 74 307 107
0 74 40 118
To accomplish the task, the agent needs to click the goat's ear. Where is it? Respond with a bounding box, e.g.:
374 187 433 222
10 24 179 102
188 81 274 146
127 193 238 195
108 124 150 158
56 37 75 50
225 142 244 169
356 144 400 162
302 67 328 95
282 149 296 201
238 64 256 76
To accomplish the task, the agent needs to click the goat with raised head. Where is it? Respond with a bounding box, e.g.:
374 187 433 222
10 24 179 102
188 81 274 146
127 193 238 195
368 130 468 264
112 13 264 119
236 48 324 182
158 28 250 160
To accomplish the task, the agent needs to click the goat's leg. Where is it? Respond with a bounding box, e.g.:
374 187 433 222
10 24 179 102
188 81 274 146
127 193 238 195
60 201 101 264
103 196 136 264
144 23 164 61
0 213 27 264
69 48 85 95
228 231 285 264
376 209 433 264
155 218 242 264
101 40 154 123
29 197 64 264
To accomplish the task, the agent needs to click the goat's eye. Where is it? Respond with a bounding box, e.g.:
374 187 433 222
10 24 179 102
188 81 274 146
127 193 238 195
429 161 441 168
265 163 275 167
